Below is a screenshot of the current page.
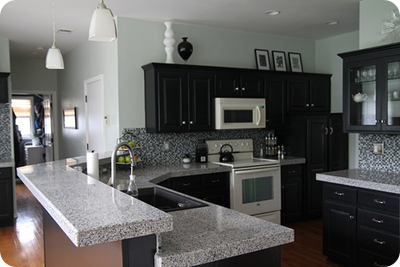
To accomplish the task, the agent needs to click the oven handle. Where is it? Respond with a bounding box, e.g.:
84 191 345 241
234 167 280 175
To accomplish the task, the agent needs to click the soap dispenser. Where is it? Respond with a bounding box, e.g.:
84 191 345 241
126 175 139 198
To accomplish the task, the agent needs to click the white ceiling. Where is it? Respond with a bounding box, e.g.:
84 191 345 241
0 0 361 59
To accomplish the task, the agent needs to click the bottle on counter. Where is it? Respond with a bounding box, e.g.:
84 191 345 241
260 144 264 158
126 174 139 198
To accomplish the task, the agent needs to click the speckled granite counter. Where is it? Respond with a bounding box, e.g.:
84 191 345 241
17 155 294 267
264 156 306 166
316 169 400 195
0 158 14 168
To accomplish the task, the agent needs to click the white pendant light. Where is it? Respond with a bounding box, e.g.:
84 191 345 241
88 0 117 42
46 0 64 69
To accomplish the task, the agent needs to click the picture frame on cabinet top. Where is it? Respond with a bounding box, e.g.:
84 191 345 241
272 51 287 71
288 52 303 73
255 49 271 70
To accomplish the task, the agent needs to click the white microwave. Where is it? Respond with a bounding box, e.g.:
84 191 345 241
215 98 266 130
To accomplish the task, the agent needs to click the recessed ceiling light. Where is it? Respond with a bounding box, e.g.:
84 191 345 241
57 28 74 34
36 46 45 50
325 21 339 26
30 51 39 55
264 10 281 16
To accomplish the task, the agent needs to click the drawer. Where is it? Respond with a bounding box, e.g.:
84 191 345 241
357 248 398 267
358 190 399 214
358 225 399 259
202 173 228 189
323 183 357 203
358 208 399 234
281 165 303 178
171 176 202 191
0 168 12 180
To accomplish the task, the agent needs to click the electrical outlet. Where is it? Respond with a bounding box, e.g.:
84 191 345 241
373 143 384 155
164 140 170 151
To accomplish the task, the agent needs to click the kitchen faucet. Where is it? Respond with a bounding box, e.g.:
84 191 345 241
110 142 136 189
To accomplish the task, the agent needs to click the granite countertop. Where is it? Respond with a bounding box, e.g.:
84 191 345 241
0 158 15 168
316 168 400 194
17 155 294 267
264 156 306 166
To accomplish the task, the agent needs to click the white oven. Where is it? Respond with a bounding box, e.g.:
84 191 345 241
207 139 281 224
215 98 266 130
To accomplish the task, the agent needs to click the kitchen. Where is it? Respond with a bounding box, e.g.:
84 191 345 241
1 0 400 266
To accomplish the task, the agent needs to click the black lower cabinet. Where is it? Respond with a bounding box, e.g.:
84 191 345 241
281 164 303 224
0 167 13 227
158 172 230 208
322 182 400 267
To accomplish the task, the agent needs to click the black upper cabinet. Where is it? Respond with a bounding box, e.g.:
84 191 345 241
143 63 214 133
214 72 264 98
265 75 287 129
0 73 10 103
339 43 400 133
287 74 331 113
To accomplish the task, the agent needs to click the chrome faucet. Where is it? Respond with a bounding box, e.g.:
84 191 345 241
110 142 136 189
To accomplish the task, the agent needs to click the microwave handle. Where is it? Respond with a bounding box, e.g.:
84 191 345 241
256 106 261 126
234 167 280 175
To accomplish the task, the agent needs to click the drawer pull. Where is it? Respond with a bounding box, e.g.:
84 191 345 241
182 183 191 187
211 179 220 183
334 191 344 196
374 199 386 205
349 215 355 220
373 239 385 245
372 218 384 224
288 170 296 174
373 263 386 267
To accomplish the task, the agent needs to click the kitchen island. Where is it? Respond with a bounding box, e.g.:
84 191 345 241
316 169 400 267
17 154 294 267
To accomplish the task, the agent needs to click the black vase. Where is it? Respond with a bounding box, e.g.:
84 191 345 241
177 37 193 62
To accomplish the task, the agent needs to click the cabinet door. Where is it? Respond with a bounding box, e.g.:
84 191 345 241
265 76 286 129
309 76 330 113
0 74 9 103
287 77 309 112
306 117 328 217
240 75 264 98
188 72 214 132
281 175 303 224
214 73 240 97
323 200 356 266
0 168 13 226
328 114 348 171
382 56 400 132
157 71 188 132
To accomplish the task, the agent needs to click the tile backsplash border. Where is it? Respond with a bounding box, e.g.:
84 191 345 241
122 128 273 166
359 133 399 173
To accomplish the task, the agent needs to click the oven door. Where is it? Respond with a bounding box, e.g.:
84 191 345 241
231 165 281 216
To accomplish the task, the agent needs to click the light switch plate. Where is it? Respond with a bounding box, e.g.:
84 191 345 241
373 143 384 155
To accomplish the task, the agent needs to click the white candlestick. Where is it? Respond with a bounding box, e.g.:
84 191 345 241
163 21 175 63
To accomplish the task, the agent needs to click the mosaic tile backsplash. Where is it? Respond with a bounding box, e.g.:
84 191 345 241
0 103 12 159
359 134 399 173
121 128 273 166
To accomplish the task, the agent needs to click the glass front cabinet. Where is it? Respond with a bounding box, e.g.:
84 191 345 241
339 43 400 133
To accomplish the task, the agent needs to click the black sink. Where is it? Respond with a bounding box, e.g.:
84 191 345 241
133 187 208 212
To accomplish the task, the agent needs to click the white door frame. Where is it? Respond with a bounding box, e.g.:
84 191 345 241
84 74 105 153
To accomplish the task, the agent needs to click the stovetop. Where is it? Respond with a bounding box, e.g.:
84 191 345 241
212 158 279 168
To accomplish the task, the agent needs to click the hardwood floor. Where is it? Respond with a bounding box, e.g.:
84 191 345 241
281 219 340 267
1 184 339 267
0 183 44 267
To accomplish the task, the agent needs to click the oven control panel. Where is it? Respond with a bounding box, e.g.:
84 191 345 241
206 139 253 154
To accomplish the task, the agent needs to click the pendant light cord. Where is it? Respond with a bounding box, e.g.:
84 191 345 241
52 0 56 47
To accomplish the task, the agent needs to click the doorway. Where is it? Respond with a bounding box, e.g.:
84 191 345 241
11 92 57 166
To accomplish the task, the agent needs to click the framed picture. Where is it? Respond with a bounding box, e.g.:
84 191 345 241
254 49 271 70
272 51 287 71
288 52 303 72
63 107 77 129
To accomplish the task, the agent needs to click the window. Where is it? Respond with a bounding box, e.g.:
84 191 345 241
11 97 34 139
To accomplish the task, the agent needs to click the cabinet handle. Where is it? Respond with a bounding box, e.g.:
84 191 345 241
349 215 355 220
373 239 386 245
334 191 344 196
372 218 384 224
373 262 386 267
288 170 296 174
325 127 328 135
211 179 220 183
235 87 239 91
374 199 386 205
182 121 186 125
306 104 310 107
382 120 387 123
182 183 191 187
311 104 314 107
190 121 193 125
242 87 245 91
329 127 333 135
